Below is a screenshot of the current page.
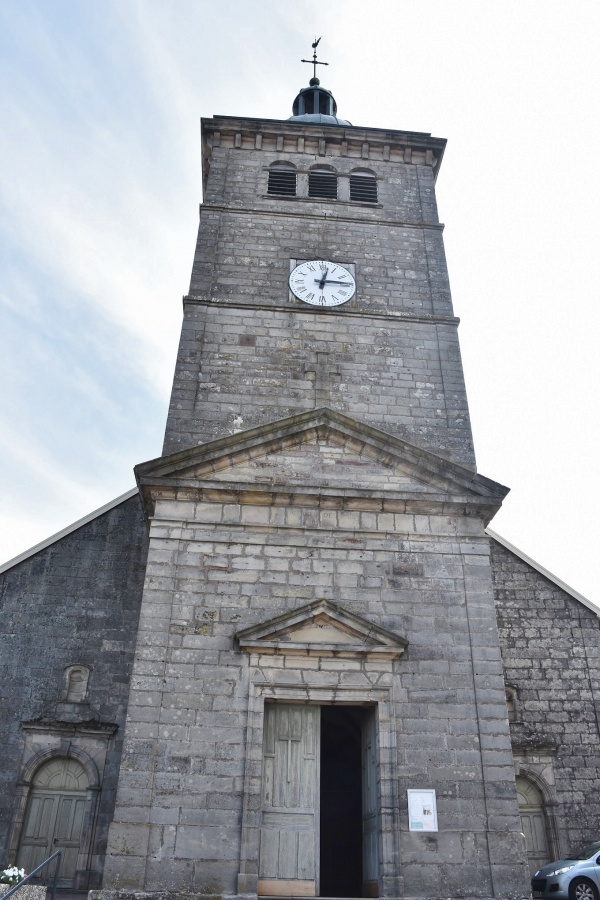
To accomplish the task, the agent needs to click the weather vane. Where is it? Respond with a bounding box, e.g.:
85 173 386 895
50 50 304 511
301 36 329 82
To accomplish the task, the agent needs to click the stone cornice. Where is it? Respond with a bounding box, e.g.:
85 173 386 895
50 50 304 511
511 733 558 752
205 113 442 142
202 114 446 160
199 201 445 230
201 114 447 188
182 294 459 326
21 720 118 738
138 479 504 524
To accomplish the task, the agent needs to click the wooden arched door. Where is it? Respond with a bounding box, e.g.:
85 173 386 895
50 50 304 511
17 758 88 887
516 775 551 876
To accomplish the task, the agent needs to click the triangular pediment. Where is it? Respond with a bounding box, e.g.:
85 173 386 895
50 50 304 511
186 434 438 492
236 599 408 659
135 409 508 513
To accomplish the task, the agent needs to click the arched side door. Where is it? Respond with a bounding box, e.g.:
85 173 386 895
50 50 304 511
516 775 551 876
17 758 88 887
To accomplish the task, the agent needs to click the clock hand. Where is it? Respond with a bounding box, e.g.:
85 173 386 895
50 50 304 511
318 267 329 289
313 279 351 286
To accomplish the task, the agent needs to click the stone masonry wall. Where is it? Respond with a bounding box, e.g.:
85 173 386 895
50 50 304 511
188 205 451 315
102 498 529 899
491 538 600 855
163 301 469 464
0 494 148 882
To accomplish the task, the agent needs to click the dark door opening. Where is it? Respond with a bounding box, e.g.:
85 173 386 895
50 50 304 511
320 706 364 897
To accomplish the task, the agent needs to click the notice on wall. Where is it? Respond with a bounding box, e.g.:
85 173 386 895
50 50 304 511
407 789 438 832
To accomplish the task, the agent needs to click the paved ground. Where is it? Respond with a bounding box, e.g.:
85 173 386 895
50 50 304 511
46 892 88 900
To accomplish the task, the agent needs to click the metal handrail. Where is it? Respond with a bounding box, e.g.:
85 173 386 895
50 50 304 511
2 850 61 900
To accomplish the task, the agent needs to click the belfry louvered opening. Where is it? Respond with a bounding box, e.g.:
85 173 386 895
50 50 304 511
309 168 337 200
350 172 378 203
268 164 296 196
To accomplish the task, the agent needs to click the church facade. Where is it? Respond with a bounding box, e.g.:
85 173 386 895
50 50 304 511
1 74 599 900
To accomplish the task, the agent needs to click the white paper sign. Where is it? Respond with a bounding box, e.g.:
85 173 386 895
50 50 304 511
407 789 438 832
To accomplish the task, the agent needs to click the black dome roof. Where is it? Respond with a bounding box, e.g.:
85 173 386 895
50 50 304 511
288 79 352 126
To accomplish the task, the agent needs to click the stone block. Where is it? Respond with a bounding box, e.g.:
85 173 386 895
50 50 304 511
106 822 151 858
175 825 241 861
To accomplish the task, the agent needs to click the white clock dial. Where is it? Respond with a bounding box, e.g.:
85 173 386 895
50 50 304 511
289 260 356 307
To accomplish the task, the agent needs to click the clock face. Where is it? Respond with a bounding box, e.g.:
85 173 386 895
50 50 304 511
289 260 356 307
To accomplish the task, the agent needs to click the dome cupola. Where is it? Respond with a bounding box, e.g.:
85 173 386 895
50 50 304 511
288 39 352 126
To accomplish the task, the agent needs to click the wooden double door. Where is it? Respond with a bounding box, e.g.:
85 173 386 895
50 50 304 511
17 758 87 888
259 704 379 898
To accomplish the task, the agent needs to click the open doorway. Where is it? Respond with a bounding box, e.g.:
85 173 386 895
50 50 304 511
320 706 363 897
258 703 379 898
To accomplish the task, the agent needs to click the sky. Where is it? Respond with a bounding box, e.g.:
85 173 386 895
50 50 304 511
0 0 599 609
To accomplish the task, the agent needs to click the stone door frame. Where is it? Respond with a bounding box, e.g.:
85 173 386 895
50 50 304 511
237 679 402 899
513 748 562 863
7 746 100 890
7 722 116 890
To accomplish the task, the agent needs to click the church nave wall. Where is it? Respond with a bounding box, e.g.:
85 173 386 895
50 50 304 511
491 538 600 859
0 495 148 888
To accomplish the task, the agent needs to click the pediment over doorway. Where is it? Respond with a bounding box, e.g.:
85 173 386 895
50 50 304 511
236 599 408 659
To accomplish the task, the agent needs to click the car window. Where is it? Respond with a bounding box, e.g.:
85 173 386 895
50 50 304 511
573 843 600 859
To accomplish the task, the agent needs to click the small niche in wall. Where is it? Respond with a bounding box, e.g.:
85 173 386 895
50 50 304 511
65 665 91 703
505 685 518 722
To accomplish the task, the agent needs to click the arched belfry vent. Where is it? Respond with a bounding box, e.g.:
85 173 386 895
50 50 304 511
268 162 297 196
309 166 337 199
350 169 378 203
289 37 352 126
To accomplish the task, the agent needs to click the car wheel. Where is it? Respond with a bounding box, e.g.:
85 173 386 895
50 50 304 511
569 878 599 900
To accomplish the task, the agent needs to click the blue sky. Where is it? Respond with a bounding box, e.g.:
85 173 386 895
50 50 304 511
1 0 599 607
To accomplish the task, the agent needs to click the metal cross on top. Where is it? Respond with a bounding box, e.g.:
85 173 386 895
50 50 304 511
301 36 329 81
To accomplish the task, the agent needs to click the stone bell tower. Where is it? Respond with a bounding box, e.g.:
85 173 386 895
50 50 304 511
98 52 531 900
162 74 472 466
